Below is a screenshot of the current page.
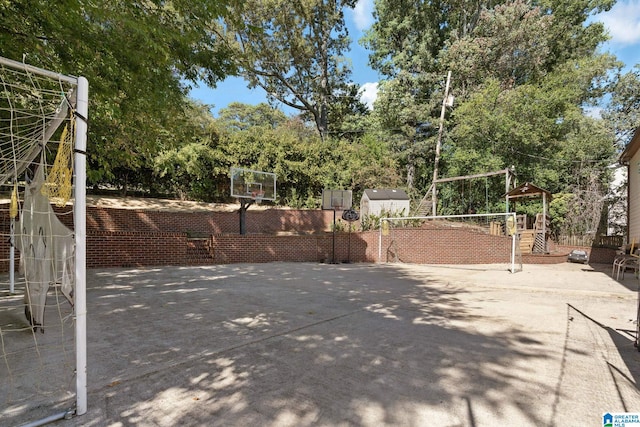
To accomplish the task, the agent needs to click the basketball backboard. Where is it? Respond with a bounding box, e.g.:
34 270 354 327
231 167 276 201
322 189 352 211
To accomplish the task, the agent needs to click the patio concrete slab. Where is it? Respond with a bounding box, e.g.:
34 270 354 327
5 261 640 426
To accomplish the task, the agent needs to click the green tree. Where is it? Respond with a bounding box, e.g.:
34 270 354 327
0 0 239 192
217 102 289 131
228 0 358 139
370 76 438 192
440 0 553 95
603 65 640 149
366 0 618 206
154 100 230 201
361 1 457 191
153 98 404 206
325 84 370 140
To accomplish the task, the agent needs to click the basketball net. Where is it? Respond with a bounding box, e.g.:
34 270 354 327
251 190 264 205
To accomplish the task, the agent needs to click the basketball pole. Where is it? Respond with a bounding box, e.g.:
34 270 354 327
238 198 255 235
331 208 336 263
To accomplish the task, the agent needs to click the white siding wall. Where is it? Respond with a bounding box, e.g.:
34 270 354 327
367 200 410 216
629 150 640 242
360 198 370 217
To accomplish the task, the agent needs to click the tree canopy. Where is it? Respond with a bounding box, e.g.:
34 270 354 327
0 0 239 189
364 0 620 230
225 0 359 139
1 0 636 237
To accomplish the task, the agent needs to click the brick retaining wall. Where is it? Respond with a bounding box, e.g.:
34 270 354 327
86 206 333 235
0 204 611 269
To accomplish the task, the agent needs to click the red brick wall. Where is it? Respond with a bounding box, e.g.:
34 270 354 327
86 206 334 235
374 228 512 264
88 232 188 268
211 232 370 264
0 204 604 269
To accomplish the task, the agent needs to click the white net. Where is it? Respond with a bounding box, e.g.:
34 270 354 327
379 213 522 273
0 57 84 424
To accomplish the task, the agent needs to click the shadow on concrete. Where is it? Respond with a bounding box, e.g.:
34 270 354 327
550 303 640 424
587 262 640 293
96 264 548 426
3 263 612 425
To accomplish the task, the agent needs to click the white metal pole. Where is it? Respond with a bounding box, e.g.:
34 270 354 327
378 221 382 263
0 56 77 84
511 232 516 274
542 193 547 253
9 216 14 293
73 76 88 416
505 170 509 213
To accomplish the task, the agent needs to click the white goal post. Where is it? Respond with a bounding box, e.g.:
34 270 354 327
0 56 88 423
378 212 521 273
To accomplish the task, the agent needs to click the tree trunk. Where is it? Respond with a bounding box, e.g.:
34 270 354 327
406 161 415 191
318 9 329 140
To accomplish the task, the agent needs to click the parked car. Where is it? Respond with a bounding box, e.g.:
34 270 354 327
567 249 588 264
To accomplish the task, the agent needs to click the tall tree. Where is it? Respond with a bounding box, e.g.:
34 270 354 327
0 0 239 192
371 76 437 192
441 0 553 96
228 0 358 139
362 0 457 190
365 0 618 197
603 65 640 149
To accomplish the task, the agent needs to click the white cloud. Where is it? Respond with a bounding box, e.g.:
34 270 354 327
359 82 378 109
596 0 640 45
352 0 374 31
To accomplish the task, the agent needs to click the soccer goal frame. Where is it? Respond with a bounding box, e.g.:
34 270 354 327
378 212 521 273
0 56 88 421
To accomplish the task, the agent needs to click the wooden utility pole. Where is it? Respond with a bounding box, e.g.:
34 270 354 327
432 71 452 216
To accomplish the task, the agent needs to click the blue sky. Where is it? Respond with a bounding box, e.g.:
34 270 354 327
189 0 640 117
596 0 640 72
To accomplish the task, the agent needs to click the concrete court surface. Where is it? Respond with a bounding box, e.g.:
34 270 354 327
13 261 640 426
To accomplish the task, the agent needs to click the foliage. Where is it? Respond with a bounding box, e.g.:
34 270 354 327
227 0 359 138
603 65 640 149
370 76 439 191
360 208 420 231
2 0 629 229
153 103 400 204
549 172 606 237
365 0 619 234
0 0 239 193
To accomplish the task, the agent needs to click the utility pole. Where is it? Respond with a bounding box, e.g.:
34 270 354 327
432 71 452 216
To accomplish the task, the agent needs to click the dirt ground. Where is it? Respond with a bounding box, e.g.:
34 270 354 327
85 195 269 212
4 261 640 426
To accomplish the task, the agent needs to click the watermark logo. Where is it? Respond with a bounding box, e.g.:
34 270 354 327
604 413 640 427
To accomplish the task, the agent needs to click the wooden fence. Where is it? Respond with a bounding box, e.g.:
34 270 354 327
554 234 623 249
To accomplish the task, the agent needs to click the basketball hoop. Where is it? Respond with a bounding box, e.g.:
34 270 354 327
322 190 352 264
231 167 276 235
251 190 265 205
